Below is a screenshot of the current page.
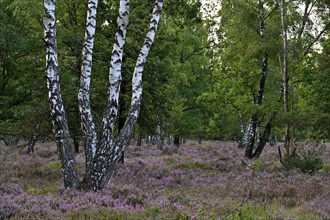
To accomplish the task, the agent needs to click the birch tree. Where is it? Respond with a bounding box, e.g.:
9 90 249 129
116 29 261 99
215 0 279 159
279 0 330 154
78 0 99 180
43 0 164 190
280 0 290 153
243 0 271 158
44 0 80 188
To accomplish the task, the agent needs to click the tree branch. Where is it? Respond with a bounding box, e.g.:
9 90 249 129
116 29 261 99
264 4 279 20
301 21 330 59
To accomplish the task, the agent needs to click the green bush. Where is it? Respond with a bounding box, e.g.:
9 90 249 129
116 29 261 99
145 206 163 218
282 142 324 174
225 205 268 219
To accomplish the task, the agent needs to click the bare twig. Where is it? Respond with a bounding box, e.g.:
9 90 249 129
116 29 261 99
221 176 253 219
221 194 251 220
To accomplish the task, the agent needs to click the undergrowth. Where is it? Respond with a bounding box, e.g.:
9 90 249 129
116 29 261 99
0 140 329 219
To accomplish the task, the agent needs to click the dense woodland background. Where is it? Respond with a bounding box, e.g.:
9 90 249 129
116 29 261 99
0 0 329 145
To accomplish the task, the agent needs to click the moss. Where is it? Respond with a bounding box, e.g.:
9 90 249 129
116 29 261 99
322 162 330 171
43 161 61 169
246 204 323 220
268 161 282 171
26 185 59 195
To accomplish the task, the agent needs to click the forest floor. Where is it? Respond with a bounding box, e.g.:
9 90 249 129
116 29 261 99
0 140 329 219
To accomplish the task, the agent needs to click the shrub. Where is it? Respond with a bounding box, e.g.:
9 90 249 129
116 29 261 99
246 160 263 172
145 206 163 218
224 205 269 219
282 141 324 174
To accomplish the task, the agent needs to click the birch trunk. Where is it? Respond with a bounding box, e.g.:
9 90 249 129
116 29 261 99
253 113 276 158
80 0 130 190
84 0 164 191
101 0 130 148
43 0 79 188
156 124 164 151
244 115 258 158
244 0 269 158
78 0 99 178
280 0 290 153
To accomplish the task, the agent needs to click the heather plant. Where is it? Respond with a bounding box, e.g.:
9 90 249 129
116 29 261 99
0 141 329 219
282 141 324 174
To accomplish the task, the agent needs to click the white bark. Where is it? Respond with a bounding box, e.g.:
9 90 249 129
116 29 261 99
157 124 164 151
85 0 164 191
102 0 130 146
43 0 79 188
130 0 163 116
280 0 290 152
78 0 99 175
114 0 164 158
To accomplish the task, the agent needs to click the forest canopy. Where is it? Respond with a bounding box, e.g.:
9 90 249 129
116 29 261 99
0 0 329 160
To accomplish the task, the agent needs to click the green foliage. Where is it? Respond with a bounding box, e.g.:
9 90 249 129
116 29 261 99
282 142 324 174
65 209 136 220
0 0 51 140
66 207 175 220
225 205 268 220
246 160 263 172
1 0 329 155
144 206 163 218
43 161 61 170
323 163 330 172
136 0 212 139
198 0 283 140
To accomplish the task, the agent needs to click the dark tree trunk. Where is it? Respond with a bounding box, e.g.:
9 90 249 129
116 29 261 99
73 136 79 153
2 137 19 146
253 113 276 158
242 0 270 159
118 99 126 167
118 81 127 163
27 126 40 154
174 135 180 148
27 136 37 154
152 136 156 145
137 134 142 146
118 152 125 163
